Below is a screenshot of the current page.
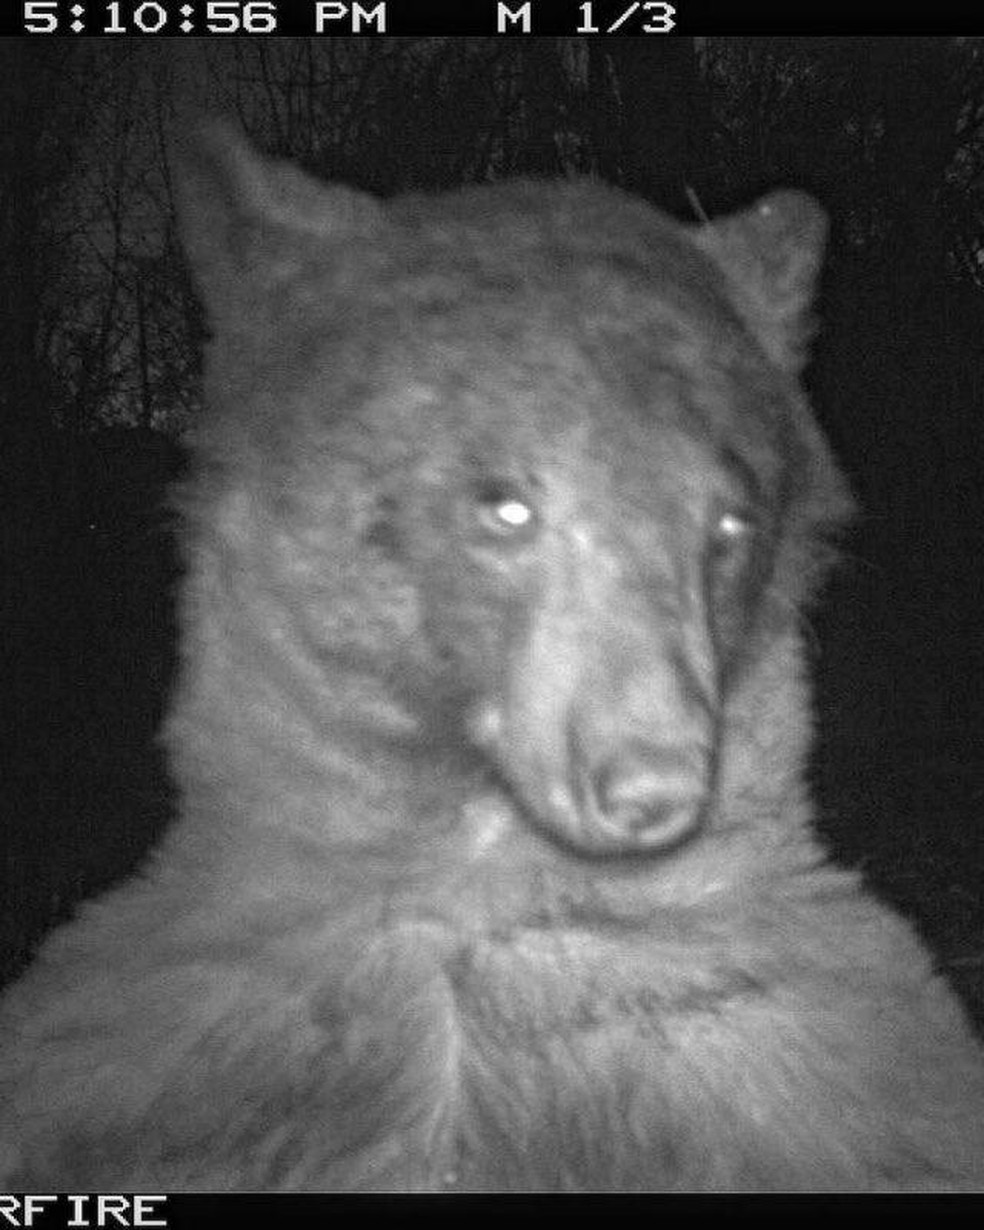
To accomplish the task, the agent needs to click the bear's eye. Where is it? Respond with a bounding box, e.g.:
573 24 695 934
707 507 757 598
711 509 753 553
706 505 767 664
473 479 538 540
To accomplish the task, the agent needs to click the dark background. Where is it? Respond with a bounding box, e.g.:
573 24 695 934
1 37 982 1023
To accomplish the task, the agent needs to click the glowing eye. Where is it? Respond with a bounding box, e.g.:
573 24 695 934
716 511 750 542
491 498 532 529
474 481 536 538
709 509 756 570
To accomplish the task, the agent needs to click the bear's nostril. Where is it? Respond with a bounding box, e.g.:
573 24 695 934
590 748 706 851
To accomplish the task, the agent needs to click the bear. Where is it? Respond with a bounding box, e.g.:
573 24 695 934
1 121 982 1192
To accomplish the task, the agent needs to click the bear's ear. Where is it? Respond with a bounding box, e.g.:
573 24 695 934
694 191 827 374
175 118 382 323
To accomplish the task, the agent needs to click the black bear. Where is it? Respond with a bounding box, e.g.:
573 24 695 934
2 122 982 1191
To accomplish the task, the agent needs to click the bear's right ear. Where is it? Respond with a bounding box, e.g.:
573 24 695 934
175 118 382 324
694 191 827 375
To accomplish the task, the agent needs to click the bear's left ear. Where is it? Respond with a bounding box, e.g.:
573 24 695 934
175 118 383 326
694 191 827 374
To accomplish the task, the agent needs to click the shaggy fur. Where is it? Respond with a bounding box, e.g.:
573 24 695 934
2 124 982 1191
